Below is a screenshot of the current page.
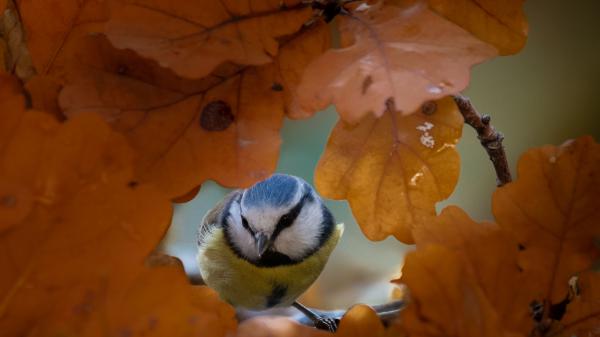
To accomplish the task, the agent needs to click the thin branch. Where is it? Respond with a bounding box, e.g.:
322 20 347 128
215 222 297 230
293 300 405 330
453 95 512 186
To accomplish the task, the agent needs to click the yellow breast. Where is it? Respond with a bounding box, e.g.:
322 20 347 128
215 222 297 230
197 223 343 310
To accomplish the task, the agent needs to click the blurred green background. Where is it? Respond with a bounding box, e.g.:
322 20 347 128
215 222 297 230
163 0 600 309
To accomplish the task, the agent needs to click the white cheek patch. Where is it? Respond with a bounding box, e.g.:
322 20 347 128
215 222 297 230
227 201 242 228
273 200 323 260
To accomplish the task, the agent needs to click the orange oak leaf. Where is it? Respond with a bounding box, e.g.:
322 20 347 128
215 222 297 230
24 75 64 120
14 0 108 117
60 23 330 198
291 3 496 123
493 136 600 305
315 97 463 243
0 78 235 336
399 245 524 337
428 0 528 55
105 0 313 79
16 0 108 76
23 266 236 337
413 206 536 334
0 75 32 232
556 271 600 336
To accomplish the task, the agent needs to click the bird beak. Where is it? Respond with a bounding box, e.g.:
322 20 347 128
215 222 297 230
255 232 271 258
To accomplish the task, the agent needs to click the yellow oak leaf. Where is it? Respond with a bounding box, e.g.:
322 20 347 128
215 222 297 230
315 97 463 243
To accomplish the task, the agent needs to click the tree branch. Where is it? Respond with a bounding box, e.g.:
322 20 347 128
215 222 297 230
453 95 512 186
293 300 405 330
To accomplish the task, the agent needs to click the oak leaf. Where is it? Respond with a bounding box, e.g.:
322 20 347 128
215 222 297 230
0 77 236 336
315 97 463 243
24 265 236 337
292 3 496 123
399 245 523 337
401 137 600 337
0 1 35 79
557 271 600 336
105 0 313 79
16 0 108 77
60 24 330 199
427 0 528 55
13 0 108 116
413 206 536 334
493 136 600 304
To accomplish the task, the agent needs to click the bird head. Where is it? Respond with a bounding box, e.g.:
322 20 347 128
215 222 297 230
223 174 334 265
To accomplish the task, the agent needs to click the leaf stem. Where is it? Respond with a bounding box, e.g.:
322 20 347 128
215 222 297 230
453 95 512 186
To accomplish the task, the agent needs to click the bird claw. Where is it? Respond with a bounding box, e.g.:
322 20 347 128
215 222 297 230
314 316 338 332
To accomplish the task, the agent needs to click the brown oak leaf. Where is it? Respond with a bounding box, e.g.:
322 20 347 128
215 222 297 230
413 206 537 334
315 97 463 243
556 271 600 336
60 24 330 199
493 136 600 305
14 0 108 116
0 1 35 79
428 0 528 55
105 0 313 79
291 3 496 123
399 245 524 337
16 0 108 77
0 76 236 336
401 137 600 337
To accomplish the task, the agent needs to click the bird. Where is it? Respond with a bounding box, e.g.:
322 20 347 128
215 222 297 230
196 174 343 331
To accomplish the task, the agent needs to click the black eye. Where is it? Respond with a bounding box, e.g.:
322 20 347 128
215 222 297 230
241 216 254 234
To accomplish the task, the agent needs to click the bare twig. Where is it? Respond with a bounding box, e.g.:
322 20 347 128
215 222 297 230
294 300 405 330
453 95 512 186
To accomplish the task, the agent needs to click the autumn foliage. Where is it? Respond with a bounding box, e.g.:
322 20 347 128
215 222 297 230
1 0 598 337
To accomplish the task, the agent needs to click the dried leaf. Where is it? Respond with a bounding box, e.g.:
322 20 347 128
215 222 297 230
336 305 386 337
493 136 600 304
414 206 536 334
0 77 235 336
0 1 35 79
558 271 600 336
26 266 236 337
399 245 522 337
14 0 108 116
315 97 462 243
60 24 330 198
292 4 496 123
16 0 108 77
105 0 313 79
24 75 64 120
428 0 528 55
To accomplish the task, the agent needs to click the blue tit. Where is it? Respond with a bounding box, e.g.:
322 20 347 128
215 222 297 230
196 174 343 330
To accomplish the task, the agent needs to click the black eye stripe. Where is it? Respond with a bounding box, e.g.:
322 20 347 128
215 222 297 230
241 215 254 235
271 190 310 239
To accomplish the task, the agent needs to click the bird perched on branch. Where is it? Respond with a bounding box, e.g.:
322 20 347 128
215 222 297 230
197 174 343 331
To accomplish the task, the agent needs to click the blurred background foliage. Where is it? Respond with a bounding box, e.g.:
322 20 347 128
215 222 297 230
162 0 600 310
